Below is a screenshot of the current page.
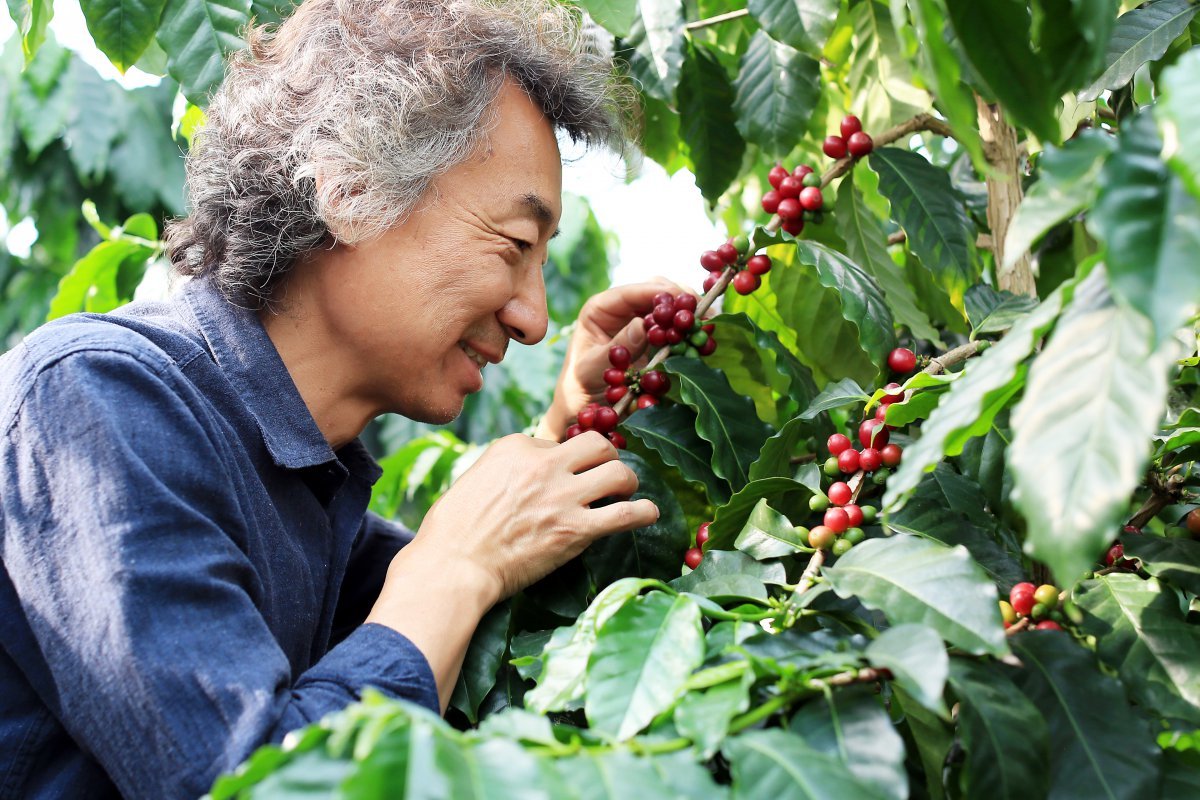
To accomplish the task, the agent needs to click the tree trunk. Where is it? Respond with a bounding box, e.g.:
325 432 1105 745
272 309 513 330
976 96 1037 297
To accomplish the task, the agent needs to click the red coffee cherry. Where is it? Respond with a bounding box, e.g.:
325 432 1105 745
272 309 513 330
880 443 903 467
609 345 631 369
859 447 883 472
843 504 863 527
777 197 803 221
603 368 626 387
653 303 676 327
698 337 718 356
824 507 850 533
565 423 583 439
1035 620 1063 631
837 448 861 474
827 433 852 456
840 115 862 139
1105 543 1125 567
700 251 724 271
733 271 761 295
702 274 718 293
887 347 917 374
792 164 813 178
1010 582 1036 616
874 404 889 423
859 419 890 448
879 383 904 404
636 394 659 409
779 175 803 199
799 186 824 211
641 370 670 396
675 293 698 312
665 327 683 345
605 385 627 404
684 547 703 569
674 309 695 331
647 325 668 347
747 254 772 275
696 521 711 546
607 431 627 449
768 164 789 189
782 218 805 236
577 407 596 429
717 242 739 265
761 190 781 214
847 131 874 158
823 135 848 159
593 406 618 434
1186 508 1200 534
828 481 852 506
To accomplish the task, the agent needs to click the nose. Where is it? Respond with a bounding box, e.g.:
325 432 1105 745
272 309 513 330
498 256 549 345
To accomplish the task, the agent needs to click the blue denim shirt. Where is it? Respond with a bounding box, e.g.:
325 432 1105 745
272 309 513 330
0 278 439 799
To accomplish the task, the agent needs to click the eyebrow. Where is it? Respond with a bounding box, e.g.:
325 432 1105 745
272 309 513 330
519 193 561 239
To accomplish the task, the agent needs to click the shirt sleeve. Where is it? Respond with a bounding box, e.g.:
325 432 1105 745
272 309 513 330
332 512 418 644
0 345 438 800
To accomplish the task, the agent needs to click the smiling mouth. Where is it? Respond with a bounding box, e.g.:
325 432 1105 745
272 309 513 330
459 342 489 369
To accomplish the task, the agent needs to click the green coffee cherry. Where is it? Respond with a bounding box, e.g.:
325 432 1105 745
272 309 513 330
670 342 687 356
689 331 709 348
685 346 700 358
860 505 877 523
832 538 854 556
871 467 891 485
823 456 841 477
843 527 866 544
794 526 811 547
732 234 750 254
809 494 830 512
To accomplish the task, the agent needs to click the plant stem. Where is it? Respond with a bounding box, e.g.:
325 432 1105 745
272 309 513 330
684 8 749 30
924 341 985 376
1005 617 1030 636
976 96 1036 297
1127 472 1185 529
817 114 955 190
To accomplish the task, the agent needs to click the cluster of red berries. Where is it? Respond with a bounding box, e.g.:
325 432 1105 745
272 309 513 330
699 236 773 296
761 164 823 236
565 344 675 447
684 521 710 569
1104 525 1143 571
642 290 718 357
564 402 625 448
1001 582 1064 631
823 115 874 160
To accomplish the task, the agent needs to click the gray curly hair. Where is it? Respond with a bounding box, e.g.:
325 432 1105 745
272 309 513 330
166 0 631 308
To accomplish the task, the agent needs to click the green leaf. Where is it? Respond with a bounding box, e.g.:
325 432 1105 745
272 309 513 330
705 477 813 551
1011 633 1162 800
943 0 1060 143
1032 0 1120 96
1162 751 1200 800
1159 47 1200 201
621 0 685 103
748 415 810 482
838 169 943 347
866 624 948 718
544 192 614 327
788 688 908 800
678 42 745 203
622 403 732 505
554 749 726 800
524 577 656 713
706 312 821 427
47 239 155 320
109 82 187 213
824 534 1009 657
725 729 891 800
1079 0 1198 102
1122 535 1200 596
450 602 511 724
948 658 1049 800
869 148 976 306
732 31 820 158
673 668 753 759
579 0 638 37
585 591 705 740
663 357 772 492
847 0 929 132
6 0 53 63
80 0 168 71
746 0 838 54
156 0 250 106
964 285 1040 338
883 278 1077 512
1010 271 1175 584
891 686 952 800
1087 111 1200 344
1003 127 1115 271
734 498 807 559
802 377 869 420
1074 574 1200 724
671 549 787 602
65 60 127 183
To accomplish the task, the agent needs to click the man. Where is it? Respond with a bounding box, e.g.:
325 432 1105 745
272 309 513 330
0 0 668 796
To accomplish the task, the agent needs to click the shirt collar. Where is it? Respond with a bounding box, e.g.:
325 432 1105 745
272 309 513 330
177 277 353 474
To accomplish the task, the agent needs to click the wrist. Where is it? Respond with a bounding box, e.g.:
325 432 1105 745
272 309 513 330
535 396 572 442
370 539 500 624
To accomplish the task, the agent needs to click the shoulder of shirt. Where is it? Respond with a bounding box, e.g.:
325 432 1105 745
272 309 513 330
0 307 210 436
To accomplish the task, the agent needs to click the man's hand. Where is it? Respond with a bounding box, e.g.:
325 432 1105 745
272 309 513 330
536 279 696 441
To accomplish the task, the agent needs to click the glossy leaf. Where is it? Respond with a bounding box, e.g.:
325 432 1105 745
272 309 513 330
580 0 638 37
47 239 155 320
746 0 838 55
1087 111 1200 345
621 0 685 103
1032 0 1119 96
1159 47 1200 201
801 377 869 419
748 415 810 481
1011 271 1174 584
948 658 1049 800
6 0 53 63
554 749 727 800
108 82 187 213
865 624 948 718
622 403 731 504
671 549 788 602
1011 633 1162 800
824 534 1009 657
80 0 167 71
673 669 753 759
1079 0 1198 101
734 498 807 559
733 31 820 158
870 148 976 305
585 591 705 740
156 0 250 106
891 686 952 800
1074 574 1200 724
725 729 890 800
847 0 928 132
705 477 812 551
678 42 744 203
963 285 1040 338
450 602 511 724
664 357 771 492
1122 535 1200 596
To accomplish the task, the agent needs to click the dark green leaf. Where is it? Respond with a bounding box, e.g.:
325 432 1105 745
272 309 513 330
866 624 948 718
1011 270 1175 584
156 0 250 106
1122 534 1200 596
732 31 820 158
746 0 838 54
671 549 787 602
824 534 1009 657
964 284 1040 338
544 193 613 327
579 0 638 37
1087 111 1200 344
1162 751 1200 800
673 668 753 759
620 0 685 103
948 658 1049 800
585 591 705 740
891 686 952 800
678 42 744 203
1159 47 1200 201
748 415 809 482
801 377 869 419
663 357 771 492
1011 633 1161 800
621 403 731 504
1079 0 1198 101
109 82 186 213
705 477 812 551
726 729 890 800
1074 574 1200 724
734 498 807 559
80 0 168 71
450 601 511 724
870 148 976 304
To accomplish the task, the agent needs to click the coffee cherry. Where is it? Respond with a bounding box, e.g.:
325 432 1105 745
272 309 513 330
1105 543 1125 567
887 347 917 374
1123 525 1141 535
733 271 761 295
605 386 627 404
782 218 805 236
761 191 781 214
768 164 788 189
799 186 824 211
879 383 904 404
793 164 813 179
702 274 718 293
823 456 841 477
647 325 668 347
842 527 865 544
603 368 626 387
999 600 1017 626
636 394 659 409
809 525 836 550
698 337 718 356
874 404 889 423
675 292 698 312
807 210 825 225
832 538 854 556
843 504 864 527
684 547 703 569
824 507 850 533
690 331 709 349
871 467 890 485
860 505 877 523
565 423 583 439
847 131 874 158
700 250 724 271
641 370 669 396
859 448 882 472
1186 508 1200 535
828 481 852 506
652 291 675 307
673 309 695 332
593 406 618 434
607 431 626 449
827 433 852 456
777 197 802 221
665 327 683 345
840 115 863 139
609 345 631 370
1030 602 1049 621
823 135 848 159
1035 621 1064 631
1033 584 1059 607
1010 582 1036 616
717 242 739 265
837 448 861 474
859 419 889 448
779 175 803 199
810 494 830 512
747 254 772 275
801 172 821 188
880 443 903 468
794 526 811 546
653 304 676 328
696 521 711 546
702 323 714 334
732 235 750 254
577 407 596 429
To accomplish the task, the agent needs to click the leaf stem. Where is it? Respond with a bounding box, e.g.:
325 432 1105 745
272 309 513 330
924 341 985 376
684 8 749 30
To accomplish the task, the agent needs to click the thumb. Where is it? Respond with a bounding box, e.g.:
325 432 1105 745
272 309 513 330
609 318 652 365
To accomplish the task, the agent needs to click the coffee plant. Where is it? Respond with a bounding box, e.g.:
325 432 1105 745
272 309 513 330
6 0 1200 797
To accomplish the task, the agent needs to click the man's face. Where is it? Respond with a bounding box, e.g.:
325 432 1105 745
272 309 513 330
309 81 562 423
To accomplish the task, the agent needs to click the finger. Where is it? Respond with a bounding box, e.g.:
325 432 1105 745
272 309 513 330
579 278 682 337
556 430 619 472
607 318 651 364
575 458 639 502
585 498 660 537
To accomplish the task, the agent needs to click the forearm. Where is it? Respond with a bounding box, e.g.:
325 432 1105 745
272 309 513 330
364 539 499 712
